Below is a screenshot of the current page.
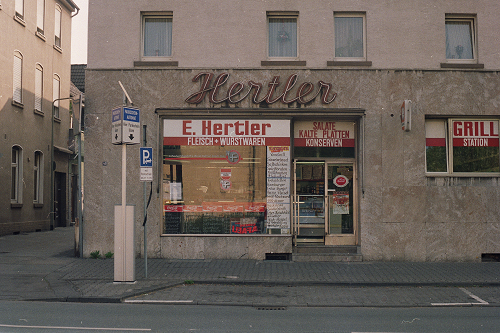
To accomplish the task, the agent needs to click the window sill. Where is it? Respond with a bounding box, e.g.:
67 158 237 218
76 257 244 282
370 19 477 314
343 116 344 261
327 60 372 67
12 101 24 109
14 14 26 26
134 61 178 67
54 117 61 123
35 31 46 42
11 203 23 208
34 203 44 208
261 60 306 66
53 44 63 53
440 63 484 69
34 109 44 116
426 173 500 178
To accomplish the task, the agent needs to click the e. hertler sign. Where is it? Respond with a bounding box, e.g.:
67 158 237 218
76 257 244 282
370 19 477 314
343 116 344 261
163 119 290 146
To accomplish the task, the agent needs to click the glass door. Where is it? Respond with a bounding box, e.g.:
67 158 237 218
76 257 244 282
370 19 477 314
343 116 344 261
294 161 326 244
293 161 356 246
325 163 356 246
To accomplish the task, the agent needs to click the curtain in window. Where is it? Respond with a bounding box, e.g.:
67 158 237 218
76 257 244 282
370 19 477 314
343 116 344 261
54 6 61 47
37 0 44 32
144 18 172 57
335 17 363 58
446 21 473 59
268 18 297 57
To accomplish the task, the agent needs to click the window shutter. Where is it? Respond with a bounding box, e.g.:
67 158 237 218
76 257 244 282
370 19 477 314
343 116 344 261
35 67 43 111
13 55 22 104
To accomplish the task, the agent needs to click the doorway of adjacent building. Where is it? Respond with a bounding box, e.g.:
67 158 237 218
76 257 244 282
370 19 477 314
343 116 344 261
293 160 356 246
54 172 67 228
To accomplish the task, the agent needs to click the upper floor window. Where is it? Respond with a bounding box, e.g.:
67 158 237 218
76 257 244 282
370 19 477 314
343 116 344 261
13 51 23 105
426 118 499 174
15 0 24 20
445 15 476 62
35 64 44 112
11 146 23 204
54 4 62 48
334 12 366 60
268 12 298 58
142 12 172 59
53 74 60 118
37 0 45 34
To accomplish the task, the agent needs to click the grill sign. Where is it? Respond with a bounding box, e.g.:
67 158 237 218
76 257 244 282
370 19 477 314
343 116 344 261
453 121 499 147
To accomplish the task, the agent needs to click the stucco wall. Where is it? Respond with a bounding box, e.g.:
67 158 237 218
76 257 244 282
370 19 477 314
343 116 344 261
88 0 500 70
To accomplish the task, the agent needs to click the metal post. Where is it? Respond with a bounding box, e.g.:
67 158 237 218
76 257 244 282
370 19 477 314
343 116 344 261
143 125 147 279
77 94 83 258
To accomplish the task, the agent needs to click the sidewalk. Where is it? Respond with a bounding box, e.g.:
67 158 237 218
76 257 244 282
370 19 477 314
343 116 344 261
1 227 499 306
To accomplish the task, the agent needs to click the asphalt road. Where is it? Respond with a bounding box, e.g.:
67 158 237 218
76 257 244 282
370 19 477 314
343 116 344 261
0 301 499 332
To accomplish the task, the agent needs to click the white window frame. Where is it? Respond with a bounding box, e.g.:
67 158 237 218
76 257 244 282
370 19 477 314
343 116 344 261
35 64 43 113
13 51 23 105
11 146 23 204
267 12 299 60
141 12 173 60
425 118 500 176
334 12 367 61
53 74 60 119
37 0 45 35
445 15 477 64
54 4 62 48
34 151 44 204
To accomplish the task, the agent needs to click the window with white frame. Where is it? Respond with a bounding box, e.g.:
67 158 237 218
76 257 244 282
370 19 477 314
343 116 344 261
268 12 298 58
15 0 24 20
426 118 499 174
11 146 23 204
54 4 62 48
37 0 45 34
142 12 172 59
33 151 43 204
35 64 43 112
334 12 366 60
13 51 23 105
445 15 476 62
53 74 60 118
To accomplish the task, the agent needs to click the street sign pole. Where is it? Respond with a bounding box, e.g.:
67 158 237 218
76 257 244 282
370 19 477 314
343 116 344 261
113 100 139 282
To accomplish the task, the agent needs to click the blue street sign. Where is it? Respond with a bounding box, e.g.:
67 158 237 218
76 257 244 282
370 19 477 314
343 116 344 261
140 147 153 167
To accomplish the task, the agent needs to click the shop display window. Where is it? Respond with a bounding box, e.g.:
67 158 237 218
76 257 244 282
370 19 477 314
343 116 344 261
426 119 499 174
162 119 291 235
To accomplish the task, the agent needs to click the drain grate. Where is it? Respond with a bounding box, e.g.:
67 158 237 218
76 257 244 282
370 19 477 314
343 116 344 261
255 306 287 311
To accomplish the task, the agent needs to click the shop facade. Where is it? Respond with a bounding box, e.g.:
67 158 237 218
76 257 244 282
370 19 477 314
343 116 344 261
85 0 500 262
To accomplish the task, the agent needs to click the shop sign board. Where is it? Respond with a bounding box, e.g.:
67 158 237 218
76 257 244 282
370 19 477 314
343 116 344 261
294 121 355 147
164 119 290 146
112 106 141 145
452 120 499 147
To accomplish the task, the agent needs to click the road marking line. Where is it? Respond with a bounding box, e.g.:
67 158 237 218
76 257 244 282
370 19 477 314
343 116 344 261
459 287 489 304
431 287 489 306
124 299 194 304
0 324 151 331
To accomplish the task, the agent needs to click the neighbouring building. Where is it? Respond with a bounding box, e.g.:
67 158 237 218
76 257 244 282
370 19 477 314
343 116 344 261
85 0 500 262
0 0 79 235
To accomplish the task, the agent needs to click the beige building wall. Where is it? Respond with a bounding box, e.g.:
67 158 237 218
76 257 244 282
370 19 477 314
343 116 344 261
0 0 77 234
88 0 500 70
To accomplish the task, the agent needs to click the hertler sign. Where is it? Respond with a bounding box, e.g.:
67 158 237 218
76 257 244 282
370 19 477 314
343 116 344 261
185 72 337 105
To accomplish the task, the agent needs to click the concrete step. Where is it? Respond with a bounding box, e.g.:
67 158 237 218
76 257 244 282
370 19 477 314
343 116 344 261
293 245 359 254
292 253 363 262
292 245 362 262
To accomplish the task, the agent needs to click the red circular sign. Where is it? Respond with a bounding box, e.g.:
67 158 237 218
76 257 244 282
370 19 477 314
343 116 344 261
333 175 349 187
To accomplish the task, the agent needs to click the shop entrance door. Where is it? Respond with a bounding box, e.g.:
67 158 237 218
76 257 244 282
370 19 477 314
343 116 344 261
293 160 356 246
